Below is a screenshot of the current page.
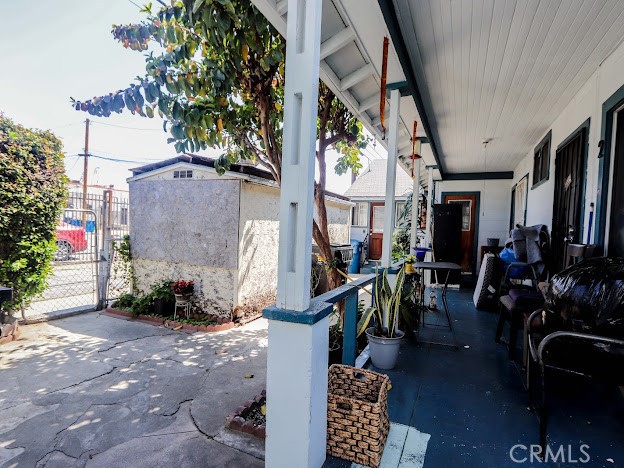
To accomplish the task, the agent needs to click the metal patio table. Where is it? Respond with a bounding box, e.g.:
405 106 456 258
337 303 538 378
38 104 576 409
413 261 461 349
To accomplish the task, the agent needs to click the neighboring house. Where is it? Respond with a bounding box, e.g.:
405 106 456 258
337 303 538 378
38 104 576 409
66 181 130 236
127 154 352 318
344 159 414 261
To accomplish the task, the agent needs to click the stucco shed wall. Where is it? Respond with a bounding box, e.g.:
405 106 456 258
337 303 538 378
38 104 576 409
129 177 241 316
236 182 352 312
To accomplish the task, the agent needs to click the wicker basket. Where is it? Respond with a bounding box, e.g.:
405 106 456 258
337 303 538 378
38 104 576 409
327 364 390 467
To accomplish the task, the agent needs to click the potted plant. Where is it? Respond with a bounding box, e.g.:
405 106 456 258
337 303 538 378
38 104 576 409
150 280 175 316
404 255 417 274
172 279 194 301
357 266 407 369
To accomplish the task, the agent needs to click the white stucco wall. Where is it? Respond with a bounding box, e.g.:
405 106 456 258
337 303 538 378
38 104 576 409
129 174 241 317
132 258 237 317
130 165 353 316
324 197 352 245
237 182 280 314
511 37 624 247
236 182 352 313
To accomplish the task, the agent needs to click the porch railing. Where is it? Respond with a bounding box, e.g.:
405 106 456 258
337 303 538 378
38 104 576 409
312 262 403 366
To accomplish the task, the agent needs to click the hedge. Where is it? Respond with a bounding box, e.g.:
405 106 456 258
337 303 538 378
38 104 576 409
0 115 67 314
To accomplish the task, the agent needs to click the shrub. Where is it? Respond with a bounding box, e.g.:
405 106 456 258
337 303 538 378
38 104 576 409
111 293 136 310
0 115 67 315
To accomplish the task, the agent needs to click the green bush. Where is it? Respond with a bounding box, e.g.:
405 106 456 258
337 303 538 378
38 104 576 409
111 293 136 310
0 115 67 314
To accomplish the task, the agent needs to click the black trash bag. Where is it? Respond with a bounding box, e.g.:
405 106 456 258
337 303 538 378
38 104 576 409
546 257 624 337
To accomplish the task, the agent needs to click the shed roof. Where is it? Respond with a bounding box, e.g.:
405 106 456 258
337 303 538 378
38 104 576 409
130 154 351 202
344 159 412 199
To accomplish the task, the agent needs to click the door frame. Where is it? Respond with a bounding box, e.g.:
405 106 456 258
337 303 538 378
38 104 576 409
597 84 624 250
554 118 590 235
550 119 590 272
368 202 385 260
441 191 480 274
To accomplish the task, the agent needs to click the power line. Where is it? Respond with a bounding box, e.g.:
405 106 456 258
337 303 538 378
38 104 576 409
86 147 170 161
90 120 164 132
127 0 142 9
76 153 153 164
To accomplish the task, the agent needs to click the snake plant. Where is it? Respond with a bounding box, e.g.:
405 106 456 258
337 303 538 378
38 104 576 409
357 266 406 338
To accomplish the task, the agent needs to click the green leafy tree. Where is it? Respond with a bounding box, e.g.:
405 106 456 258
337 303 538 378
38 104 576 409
72 0 365 291
0 115 67 317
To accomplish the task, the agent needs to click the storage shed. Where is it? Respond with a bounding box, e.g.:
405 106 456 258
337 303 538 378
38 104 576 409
127 154 352 318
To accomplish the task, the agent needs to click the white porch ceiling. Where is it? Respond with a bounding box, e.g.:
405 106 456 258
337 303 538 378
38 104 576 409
393 0 624 174
251 0 442 184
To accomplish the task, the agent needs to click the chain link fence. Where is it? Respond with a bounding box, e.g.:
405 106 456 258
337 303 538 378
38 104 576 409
25 209 99 319
23 189 130 320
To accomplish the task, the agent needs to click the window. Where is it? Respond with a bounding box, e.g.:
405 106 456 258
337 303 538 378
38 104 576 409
372 205 385 233
533 131 551 187
120 207 128 226
173 170 193 179
351 202 367 226
448 200 472 231
395 201 409 227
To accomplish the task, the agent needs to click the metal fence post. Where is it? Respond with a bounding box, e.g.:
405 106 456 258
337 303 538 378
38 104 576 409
97 190 111 310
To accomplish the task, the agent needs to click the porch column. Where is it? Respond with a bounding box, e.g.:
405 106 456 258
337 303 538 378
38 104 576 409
410 158 421 251
263 0 329 467
380 88 401 268
424 166 434 285
425 166 434 247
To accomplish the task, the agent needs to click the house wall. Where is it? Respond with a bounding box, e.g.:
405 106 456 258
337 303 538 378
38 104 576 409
323 198 352 245
511 37 624 248
236 182 352 314
237 182 280 315
348 199 408 243
435 179 511 271
129 176 241 316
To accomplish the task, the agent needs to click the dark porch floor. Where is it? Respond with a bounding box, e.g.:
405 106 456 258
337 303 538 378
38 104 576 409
326 289 624 467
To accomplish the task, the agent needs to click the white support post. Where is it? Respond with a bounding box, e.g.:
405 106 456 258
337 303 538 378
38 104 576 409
265 0 327 467
410 158 421 251
425 166 434 248
381 89 401 268
424 167 434 286
276 0 322 312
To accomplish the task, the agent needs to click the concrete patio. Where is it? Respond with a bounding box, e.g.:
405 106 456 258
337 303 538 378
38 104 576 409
0 312 267 467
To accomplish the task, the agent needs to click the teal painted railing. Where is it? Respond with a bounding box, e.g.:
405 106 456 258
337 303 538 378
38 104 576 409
312 262 403 366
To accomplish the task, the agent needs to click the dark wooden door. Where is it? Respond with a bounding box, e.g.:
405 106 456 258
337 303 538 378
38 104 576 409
609 111 624 257
368 202 384 260
443 194 477 273
551 127 587 273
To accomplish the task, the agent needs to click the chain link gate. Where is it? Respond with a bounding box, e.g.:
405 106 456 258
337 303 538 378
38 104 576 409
25 209 100 319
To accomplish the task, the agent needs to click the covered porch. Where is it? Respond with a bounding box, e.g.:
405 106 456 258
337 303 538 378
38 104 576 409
252 0 624 466
326 288 624 466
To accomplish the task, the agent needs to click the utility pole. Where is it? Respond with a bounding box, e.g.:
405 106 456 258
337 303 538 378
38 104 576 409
82 119 90 225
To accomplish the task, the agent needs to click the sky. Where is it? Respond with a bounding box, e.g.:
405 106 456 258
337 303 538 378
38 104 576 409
0 0 385 194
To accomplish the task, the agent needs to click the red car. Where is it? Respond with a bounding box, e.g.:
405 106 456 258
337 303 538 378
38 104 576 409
55 222 88 260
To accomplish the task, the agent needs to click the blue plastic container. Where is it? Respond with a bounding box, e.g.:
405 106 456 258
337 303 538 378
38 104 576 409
349 240 362 274
413 246 431 261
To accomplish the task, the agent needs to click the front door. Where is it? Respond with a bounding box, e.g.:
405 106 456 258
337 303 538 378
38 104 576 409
551 126 587 273
443 193 477 273
608 109 624 257
369 203 384 260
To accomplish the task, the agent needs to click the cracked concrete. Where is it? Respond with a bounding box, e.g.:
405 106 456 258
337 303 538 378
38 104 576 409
0 311 267 467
